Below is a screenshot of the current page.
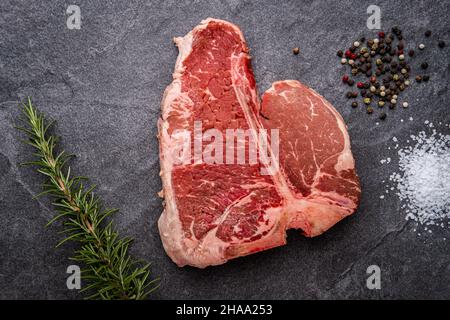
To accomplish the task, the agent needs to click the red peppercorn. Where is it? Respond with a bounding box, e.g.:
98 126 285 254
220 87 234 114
350 53 357 60
342 75 349 83
345 50 352 58
357 82 364 88
397 49 404 55
370 76 377 83
378 31 385 38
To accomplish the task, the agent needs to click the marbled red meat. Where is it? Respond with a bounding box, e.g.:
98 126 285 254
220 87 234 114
158 18 360 268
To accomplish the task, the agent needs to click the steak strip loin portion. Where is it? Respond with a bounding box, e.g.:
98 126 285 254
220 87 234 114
158 18 361 268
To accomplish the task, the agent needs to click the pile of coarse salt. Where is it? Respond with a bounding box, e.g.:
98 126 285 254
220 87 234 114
384 122 449 231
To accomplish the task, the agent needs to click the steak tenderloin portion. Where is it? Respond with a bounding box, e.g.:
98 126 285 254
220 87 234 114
158 18 360 268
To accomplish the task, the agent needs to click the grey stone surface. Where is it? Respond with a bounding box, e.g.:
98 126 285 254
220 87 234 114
0 0 449 299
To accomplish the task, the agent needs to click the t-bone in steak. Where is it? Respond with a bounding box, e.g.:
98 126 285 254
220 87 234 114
158 18 361 268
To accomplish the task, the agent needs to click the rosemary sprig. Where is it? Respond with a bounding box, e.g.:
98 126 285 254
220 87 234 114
16 98 159 300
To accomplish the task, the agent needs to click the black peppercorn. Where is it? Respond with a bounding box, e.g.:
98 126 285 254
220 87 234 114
425 30 431 37
408 49 415 57
337 50 343 57
346 92 353 98
379 112 387 120
421 62 428 69
348 79 355 86
423 75 430 82
351 101 358 108
438 41 446 48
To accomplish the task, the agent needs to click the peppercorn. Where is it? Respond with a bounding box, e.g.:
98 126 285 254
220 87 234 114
402 102 409 108
351 68 358 75
341 58 347 64
399 84 405 91
364 97 371 105
364 83 370 89
401 68 407 74
421 62 428 69
438 41 446 48
380 91 386 97
386 38 392 45
376 58 383 66
423 75 430 82
404 80 411 86
357 82 364 88
348 79 355 86
379 112 387 120
361 89 367 97
350 46 357 53
378 101 385 107
398 54 405 61
392 26 401 35
393 74 399 81
370 86 376 93
370 76 377 83
367 107 374 114
370 50 376 56
391 98 397 104
346 92 353 98
375 69 382 76
415 75 422 83
293 47 300 55
419 43 425 50
351 101 358 108
366 92 373 98
408 49 415 57
342 75 349 83
389 103 395 109
425 30 431 37
378 31 385 38
366 70 372 77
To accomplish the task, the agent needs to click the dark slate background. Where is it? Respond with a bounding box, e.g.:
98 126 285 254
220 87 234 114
0 0 449 299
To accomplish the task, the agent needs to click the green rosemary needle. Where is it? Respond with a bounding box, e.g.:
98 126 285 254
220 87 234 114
16 98 159 300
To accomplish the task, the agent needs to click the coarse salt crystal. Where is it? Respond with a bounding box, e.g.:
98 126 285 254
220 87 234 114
389 130 450 228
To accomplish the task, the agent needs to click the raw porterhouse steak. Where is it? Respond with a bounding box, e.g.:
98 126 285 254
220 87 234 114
158 18 361 268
